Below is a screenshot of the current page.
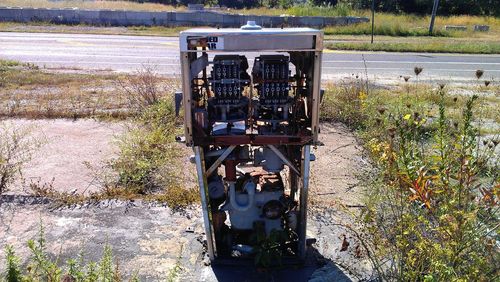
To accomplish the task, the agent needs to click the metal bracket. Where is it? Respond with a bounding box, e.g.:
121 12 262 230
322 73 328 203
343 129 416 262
267 145 300 175
206 145 236 177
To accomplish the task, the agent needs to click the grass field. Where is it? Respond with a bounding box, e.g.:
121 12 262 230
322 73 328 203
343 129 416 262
326 40 500 54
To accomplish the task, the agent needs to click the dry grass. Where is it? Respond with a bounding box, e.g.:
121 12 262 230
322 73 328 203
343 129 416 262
0 122 41 194
0 21 189 37
3 0 498 39
324 12 500 38
321 80 500 135
29 175 198 209
0 61 180 119
1 0 182 11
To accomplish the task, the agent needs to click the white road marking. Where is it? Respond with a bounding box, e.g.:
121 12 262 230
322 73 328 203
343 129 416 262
323 60 500 65
323 67 500 72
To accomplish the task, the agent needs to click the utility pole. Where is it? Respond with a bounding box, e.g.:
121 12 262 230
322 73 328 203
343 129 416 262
429 0 440 35
371 0 375 44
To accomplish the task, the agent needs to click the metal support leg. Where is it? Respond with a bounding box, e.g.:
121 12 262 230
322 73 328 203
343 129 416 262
268 145 300 175
298 145 311 260
194 146 216 260
206 145 236 177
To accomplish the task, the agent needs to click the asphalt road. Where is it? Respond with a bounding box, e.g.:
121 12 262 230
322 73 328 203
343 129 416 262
1 32 499 83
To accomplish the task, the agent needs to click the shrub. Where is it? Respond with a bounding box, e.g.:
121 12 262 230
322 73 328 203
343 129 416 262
111 95 198 209
113 98 179 190
116 66 166 113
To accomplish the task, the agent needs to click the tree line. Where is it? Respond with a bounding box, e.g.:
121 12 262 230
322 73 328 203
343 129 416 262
141 0 499 16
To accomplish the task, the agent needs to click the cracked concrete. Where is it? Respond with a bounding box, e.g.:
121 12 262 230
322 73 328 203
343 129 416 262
0 119 374 281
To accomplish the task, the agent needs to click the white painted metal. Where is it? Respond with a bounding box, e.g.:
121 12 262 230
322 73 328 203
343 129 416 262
298 145 311 259
194 146 216 260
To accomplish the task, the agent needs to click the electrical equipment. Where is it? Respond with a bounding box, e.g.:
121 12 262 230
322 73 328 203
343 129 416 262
208 55 250 125
180 21 323 264
252 55 292 133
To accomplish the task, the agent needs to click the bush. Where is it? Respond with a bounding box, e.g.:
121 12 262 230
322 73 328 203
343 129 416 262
116 66 167 113
113 98 179 190
111 95 198 209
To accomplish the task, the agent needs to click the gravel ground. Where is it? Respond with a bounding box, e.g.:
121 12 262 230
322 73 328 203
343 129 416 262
0 120 374 281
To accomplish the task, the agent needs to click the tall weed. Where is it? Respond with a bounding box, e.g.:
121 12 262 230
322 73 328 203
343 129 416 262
322 77 499 280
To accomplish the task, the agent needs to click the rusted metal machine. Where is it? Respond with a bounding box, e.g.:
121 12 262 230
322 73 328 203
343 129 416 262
180 21 323 263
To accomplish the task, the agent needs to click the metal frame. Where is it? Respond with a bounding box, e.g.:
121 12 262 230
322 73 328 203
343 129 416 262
298 145 311 259
180 28 323 147
180 27 322 262
193 146 216 260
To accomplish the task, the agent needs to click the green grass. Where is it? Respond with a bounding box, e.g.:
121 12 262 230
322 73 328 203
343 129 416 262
0 59 20 67
326 40 500 54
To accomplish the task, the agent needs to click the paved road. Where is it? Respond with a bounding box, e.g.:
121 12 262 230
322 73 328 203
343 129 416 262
1 32 499 83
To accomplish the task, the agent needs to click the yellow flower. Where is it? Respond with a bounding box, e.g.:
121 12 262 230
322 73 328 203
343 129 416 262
403 114 411 120
359 91 367 101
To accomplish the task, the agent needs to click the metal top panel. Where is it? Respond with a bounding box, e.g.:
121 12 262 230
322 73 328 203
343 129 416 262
180 27 321 36
179 27 323 52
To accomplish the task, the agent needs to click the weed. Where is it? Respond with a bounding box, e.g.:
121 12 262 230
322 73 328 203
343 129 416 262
320 81 368 129
166 245 183 282
3 246 22 282
2 222 126 281
0 122 41 194
116 66 171 113
322 74 499 280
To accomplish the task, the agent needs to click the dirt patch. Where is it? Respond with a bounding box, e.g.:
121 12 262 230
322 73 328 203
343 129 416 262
308 122 374 280
7 118 125 195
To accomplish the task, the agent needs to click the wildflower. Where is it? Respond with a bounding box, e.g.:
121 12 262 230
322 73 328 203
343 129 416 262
403 76 411 82
414 67 423 76
475 69 484 79
438 83 446 90
375 118 382 125
406 104 411 109
413 112 420 119
453 121 459 129
483 140 488 146
484 81 491 87
404 114 412 120
453 97 458 103
492 139 499 147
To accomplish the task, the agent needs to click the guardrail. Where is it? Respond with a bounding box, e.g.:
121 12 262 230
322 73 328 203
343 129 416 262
0 7 369 28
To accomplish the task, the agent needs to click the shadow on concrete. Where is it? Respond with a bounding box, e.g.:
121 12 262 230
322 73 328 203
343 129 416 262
209 246 352 282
